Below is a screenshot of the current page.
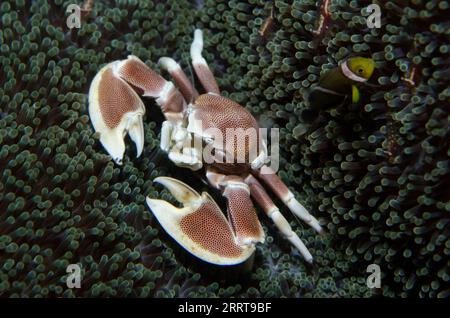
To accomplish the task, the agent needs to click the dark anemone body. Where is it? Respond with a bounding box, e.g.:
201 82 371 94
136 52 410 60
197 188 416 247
0 0 448 298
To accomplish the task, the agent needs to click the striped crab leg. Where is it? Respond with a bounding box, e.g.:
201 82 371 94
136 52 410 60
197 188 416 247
190 29 220 94
158 57 199 103
245 174 313 263
255 165 323 234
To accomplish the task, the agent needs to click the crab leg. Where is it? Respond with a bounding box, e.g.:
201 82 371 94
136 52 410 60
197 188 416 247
146 177 255 265
116 55 186 123
158 57 199 103
207 170 265 246
190 29 220 94
245 175 313 263
255 165 323 234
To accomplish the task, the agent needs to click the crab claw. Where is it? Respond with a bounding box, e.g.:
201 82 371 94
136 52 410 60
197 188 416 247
88 61 145 165
146 177 255 265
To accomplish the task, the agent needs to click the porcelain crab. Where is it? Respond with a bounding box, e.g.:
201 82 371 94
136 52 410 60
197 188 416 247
88 29 322 265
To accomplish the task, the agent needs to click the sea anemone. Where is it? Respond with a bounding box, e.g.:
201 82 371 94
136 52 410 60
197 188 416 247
0 0 448 298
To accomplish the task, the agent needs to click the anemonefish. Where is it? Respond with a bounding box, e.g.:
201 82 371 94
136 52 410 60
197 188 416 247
306 57 375 115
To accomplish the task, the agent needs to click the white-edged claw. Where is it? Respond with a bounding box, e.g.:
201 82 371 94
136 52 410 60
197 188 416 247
153 177 200 208
98 126 126 165
126 113 145 158
146 177 255 265
88 61 146 165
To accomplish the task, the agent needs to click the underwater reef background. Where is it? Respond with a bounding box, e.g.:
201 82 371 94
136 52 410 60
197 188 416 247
0 0 449 297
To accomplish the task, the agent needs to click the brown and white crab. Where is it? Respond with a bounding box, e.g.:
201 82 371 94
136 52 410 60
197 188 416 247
88 29 322 265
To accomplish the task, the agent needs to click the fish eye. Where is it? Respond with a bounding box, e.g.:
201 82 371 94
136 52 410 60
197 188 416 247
358 68 364 74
